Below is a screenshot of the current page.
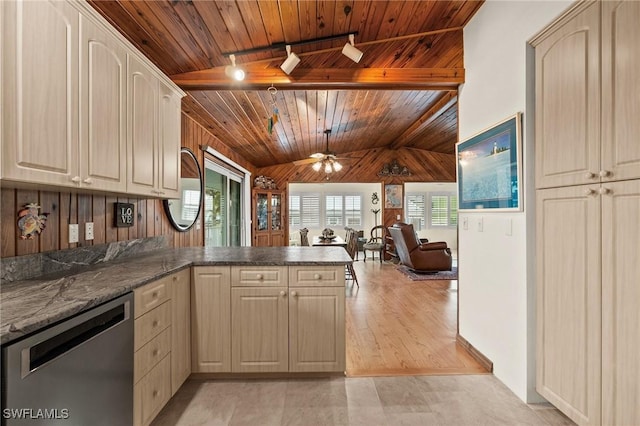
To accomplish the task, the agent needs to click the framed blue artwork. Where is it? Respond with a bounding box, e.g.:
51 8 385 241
456 113 523 211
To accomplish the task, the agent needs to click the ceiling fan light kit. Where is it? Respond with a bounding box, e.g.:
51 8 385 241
309 129 343 174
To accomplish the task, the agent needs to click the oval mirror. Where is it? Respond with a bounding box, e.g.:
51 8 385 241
163 148 203 232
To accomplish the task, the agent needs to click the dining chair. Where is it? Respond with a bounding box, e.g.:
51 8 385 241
343 228 359 287
362 225 386 262
299 228 309 246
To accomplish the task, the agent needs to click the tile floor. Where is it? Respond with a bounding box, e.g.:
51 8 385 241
152 375 575 426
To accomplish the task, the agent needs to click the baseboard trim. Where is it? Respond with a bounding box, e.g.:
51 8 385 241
456 333 494 373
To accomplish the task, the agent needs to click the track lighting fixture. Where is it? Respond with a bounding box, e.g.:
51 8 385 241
280 45 301 75
342 34 363 63
224 54 245 81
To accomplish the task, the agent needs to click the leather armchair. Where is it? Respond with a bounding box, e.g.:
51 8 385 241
387 223 452 273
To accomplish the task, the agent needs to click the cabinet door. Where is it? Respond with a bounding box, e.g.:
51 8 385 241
253 191 269 246
289 287 345 372
157 81 181 199
1 0 79 186
191 266 231 373
231 287 288 372
601 180 640 426
170 269 191 395
536 186 601 426
601 1 640 182
534 2 600 189
127 54 158 196
79 15 127 192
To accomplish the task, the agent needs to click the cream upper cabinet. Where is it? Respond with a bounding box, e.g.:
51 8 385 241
79 12 127 192
191 266 231 373
535 186 601 426
157 81 181 199
1 0 184 197
534 2 600 189
1 0 80 187
600 1 640 183
126 59 182 199
601 180 640 426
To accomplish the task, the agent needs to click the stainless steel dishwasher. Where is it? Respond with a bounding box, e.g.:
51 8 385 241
2 293 133 425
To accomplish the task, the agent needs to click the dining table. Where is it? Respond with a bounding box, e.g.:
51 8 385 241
311 235 347 248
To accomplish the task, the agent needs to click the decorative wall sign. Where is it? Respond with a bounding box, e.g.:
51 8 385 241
115 203 135 227
17 203 49 239
456 113 522 211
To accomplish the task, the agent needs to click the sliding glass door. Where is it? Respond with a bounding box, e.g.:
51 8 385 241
204 160 243 247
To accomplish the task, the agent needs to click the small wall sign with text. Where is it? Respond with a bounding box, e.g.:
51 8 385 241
115 203 135 227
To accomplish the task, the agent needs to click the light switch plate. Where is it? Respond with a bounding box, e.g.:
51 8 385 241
69 224 79 243
462 217 468 230
85 222 94 240
477 217 483 232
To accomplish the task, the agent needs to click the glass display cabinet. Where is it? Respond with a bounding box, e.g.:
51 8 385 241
252 189 286 246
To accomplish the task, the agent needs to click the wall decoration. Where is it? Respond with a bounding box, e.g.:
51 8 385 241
384 184 403 209
17 203 49 239
114 202 135 227
371 192 379 204
378 160 411 177
456 113 523 211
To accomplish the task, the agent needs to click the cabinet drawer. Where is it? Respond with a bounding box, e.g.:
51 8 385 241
134 355 171 426
135 301 171 350
289 266 345 287
231 266 288 287
134 327 171 384
134 278 170 318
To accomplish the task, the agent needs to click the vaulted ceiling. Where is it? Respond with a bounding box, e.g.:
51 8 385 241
89 1 483 170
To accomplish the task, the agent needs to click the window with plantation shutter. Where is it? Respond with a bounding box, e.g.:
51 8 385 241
406 193 426 230
182 190 201 221
325 194 362 227
290 193 321 227
325 195 343 226
429 193 458 227
344 195 362 226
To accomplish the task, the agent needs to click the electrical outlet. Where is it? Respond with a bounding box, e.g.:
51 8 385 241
69 224 79 243
85 222 94 240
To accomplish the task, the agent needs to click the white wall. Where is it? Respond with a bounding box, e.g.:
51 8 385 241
458 0 572 403
404 182 458 249
288 182 382 244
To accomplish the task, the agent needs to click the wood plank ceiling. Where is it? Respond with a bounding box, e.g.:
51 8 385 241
89 1 483 172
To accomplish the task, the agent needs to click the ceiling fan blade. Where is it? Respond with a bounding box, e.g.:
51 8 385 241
293 158 321 165
309 153 325 159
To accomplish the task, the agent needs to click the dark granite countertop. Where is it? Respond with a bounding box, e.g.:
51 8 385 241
0 246 351 345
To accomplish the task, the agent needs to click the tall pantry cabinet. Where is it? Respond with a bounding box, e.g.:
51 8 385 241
532 2 640 426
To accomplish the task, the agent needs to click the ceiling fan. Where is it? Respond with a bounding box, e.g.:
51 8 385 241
293 129 350 168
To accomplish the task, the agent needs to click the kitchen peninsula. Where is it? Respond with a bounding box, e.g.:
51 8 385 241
1 245 350 426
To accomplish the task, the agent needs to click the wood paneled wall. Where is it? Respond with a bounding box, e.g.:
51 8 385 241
0 114 254 259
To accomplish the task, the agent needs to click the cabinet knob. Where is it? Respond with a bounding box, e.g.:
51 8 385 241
279 290 286 297
314 274 321 280
71 176 81 183
599 170 612 178
584 172 596 180
152 320 159 327
256 274 263 280
291 291 298 297
584 188 596 196
598 187 612 195
152 349 159 356
152 292 158 298
152 390 158 398
173 276 177 281
83 177 93 184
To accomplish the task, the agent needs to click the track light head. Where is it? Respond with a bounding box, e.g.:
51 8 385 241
342 34 363 63
225 54 245 81
280 45 301 75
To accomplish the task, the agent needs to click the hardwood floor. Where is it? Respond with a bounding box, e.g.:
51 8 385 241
345 259 487 377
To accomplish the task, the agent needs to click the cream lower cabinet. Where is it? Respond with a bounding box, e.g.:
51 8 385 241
289 266 346 373
191 266 231 373
170 269 191 395
193 265 345 374
133 269 191 426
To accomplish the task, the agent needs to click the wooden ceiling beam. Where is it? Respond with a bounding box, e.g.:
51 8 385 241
389 91 457 149
170 68 464 91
